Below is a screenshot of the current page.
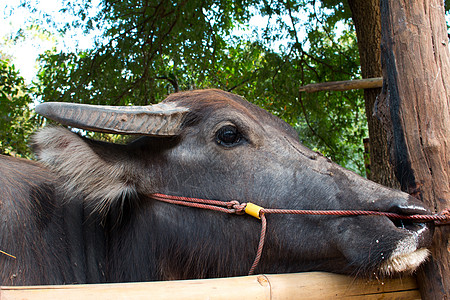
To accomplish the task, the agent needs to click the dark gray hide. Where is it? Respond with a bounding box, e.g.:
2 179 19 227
0 89 432 285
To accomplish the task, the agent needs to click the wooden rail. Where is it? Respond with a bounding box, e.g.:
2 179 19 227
0 272 421 300
299 77 383 93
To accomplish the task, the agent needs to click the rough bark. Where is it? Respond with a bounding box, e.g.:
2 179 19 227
378 0 450 298
347 0 400 188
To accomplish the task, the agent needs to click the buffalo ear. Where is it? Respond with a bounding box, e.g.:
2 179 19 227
35 102 189 136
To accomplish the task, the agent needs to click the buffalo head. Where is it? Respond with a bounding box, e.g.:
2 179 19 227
34 89 432 280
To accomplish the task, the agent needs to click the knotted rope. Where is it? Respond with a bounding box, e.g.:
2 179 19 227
150 193 450 275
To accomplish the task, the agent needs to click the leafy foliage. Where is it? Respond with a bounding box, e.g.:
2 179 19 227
37 0 258 105
0 59 39 157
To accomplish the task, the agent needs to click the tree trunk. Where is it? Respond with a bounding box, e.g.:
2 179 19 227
347 0 400 188
378 0 450 298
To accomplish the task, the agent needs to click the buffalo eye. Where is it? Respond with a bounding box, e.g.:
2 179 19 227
216 125 241 147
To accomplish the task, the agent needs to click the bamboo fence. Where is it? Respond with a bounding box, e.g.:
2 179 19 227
0 272 421 300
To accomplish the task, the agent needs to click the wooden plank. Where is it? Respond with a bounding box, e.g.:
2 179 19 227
267 273 420 299
0 272 420 300
298 77 383 93
2 276 268 300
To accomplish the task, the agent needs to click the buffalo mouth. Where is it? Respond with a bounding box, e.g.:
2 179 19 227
380 247 429 275
379 220 433 275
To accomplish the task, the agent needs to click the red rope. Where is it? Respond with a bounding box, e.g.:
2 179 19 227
150 193 450 275
151 193 247 214
260 208 450 224
249 213 267 275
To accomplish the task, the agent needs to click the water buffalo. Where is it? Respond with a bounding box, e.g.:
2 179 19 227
0 89 432 285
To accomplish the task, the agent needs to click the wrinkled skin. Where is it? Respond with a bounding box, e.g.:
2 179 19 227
0 89 432 285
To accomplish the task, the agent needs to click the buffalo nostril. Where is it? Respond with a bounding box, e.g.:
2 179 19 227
386 198 434 248
390 204 430 215
389 197 431 216
389 218 434 249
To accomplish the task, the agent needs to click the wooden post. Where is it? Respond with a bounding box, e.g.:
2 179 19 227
378 0 450 298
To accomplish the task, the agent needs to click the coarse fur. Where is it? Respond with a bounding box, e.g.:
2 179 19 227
0 89 433 285
32 127 138 215
0 155 106 285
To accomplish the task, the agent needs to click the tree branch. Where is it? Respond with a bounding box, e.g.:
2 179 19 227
299 77 383 93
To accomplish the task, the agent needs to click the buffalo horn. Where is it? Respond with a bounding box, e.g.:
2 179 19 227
35 102 189 136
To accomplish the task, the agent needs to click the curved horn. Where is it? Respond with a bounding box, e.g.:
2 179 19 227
35 102 189 136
